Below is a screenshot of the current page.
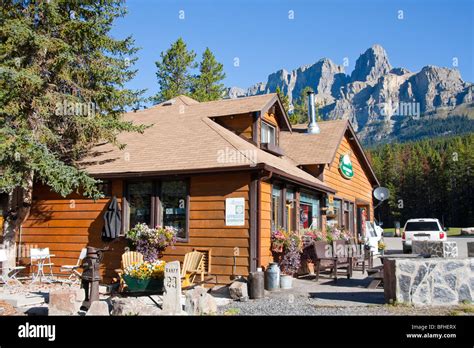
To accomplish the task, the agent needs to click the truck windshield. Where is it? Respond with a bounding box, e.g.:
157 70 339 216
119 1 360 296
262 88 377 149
405 222 439 231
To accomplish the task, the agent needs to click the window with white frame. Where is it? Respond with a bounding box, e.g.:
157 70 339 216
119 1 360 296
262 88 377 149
261 121 276 145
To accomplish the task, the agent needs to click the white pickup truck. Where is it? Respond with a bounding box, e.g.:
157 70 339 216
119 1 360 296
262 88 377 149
402 218 447 253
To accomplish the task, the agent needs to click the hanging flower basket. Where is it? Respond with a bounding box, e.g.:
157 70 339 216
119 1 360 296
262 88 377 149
272 244 284 253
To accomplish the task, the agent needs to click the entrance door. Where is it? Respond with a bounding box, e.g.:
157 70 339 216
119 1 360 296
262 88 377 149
356 206 368 240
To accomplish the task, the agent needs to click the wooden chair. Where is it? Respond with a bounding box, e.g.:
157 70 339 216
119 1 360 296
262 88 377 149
348 239 366 274
332 240 353 279
181 251 205 287
115 251 144 291
313 241 352 282
193 248 217 285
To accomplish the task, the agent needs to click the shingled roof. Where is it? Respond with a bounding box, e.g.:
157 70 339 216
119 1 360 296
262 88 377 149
280 120 349 165
280 120 379 186
79 94 334 193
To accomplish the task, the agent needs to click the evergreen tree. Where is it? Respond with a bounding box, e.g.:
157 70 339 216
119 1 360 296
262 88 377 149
0 0 145 270
191 48 226 102
369 134 474 228
152 38 197 103
290 87 316 124
276 86 290 113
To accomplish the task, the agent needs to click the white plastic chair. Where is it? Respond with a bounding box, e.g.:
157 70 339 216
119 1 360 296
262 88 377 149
30 247 55 282
60 248 87 284
0 249 25 287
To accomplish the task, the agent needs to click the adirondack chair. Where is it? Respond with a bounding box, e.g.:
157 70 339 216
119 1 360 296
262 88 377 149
193 248 218 285
181 251 205 287
115 251 144 291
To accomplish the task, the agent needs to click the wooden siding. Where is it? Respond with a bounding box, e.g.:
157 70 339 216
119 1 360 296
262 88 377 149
161 173 251 284
263 112 278 127
22 173 252 285
215 113 253 140
20 180 126 281
259 181 273 268
323 132 375 218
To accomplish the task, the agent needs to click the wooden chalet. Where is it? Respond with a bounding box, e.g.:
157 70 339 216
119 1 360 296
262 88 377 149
1 92 379 284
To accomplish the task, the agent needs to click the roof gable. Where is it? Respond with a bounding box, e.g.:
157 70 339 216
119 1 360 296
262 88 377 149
279 120 379 186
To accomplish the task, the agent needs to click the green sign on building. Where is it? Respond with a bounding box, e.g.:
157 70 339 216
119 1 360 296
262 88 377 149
339 153 354 179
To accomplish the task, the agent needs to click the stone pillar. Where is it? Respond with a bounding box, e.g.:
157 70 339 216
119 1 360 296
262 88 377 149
162 261 182 314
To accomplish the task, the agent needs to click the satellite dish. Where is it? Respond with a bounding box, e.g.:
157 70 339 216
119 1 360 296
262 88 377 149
373 187 390 201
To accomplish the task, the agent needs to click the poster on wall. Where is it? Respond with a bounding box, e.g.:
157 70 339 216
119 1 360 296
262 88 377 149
225 197 245 226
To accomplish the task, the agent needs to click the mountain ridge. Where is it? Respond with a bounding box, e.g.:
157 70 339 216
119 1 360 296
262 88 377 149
227 45 474 144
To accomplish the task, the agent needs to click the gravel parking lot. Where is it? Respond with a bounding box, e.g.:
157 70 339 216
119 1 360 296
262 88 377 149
218 294 468 316
219 236 474 316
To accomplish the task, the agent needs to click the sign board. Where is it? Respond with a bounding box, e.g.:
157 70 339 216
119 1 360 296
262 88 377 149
339 153 354 179
328 195 334 205
225 197 245 226
162 261 182 314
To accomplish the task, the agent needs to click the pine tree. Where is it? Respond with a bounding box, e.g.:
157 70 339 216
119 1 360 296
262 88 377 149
276 86 290 113
291 87 313 124
191 48 226 102
369 134 474 228
0 0 145 271
152 38 197 103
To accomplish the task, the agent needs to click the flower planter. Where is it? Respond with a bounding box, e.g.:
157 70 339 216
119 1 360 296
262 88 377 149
123 274 164 293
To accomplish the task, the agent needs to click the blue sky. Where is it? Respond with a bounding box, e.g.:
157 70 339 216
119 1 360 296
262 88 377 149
112 0 474 100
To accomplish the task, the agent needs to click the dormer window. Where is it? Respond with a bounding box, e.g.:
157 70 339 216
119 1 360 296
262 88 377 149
261 121 276 145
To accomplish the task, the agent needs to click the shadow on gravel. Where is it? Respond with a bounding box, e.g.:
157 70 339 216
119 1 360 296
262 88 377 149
309 291 385 305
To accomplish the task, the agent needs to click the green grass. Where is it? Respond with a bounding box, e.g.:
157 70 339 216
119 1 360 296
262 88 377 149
383 227 463 236
446 227 461 236
223 308 240 316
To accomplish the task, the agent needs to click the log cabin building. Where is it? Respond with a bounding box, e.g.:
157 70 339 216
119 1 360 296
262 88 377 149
1 92 379 284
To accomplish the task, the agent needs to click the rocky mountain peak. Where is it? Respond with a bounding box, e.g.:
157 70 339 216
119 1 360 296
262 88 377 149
226 44 473 144
351 44 392 84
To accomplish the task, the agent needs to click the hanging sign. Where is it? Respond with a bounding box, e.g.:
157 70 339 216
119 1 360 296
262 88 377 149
225 197 245 226
339 153 354 179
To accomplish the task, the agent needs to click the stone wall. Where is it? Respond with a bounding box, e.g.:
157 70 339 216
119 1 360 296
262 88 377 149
384 258 473 306
412 241 458 258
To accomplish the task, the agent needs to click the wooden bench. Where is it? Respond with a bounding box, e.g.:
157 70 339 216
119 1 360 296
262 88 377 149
367 265 384 289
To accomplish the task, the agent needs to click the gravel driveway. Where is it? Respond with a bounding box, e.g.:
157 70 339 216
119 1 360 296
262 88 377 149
218 292 469 316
